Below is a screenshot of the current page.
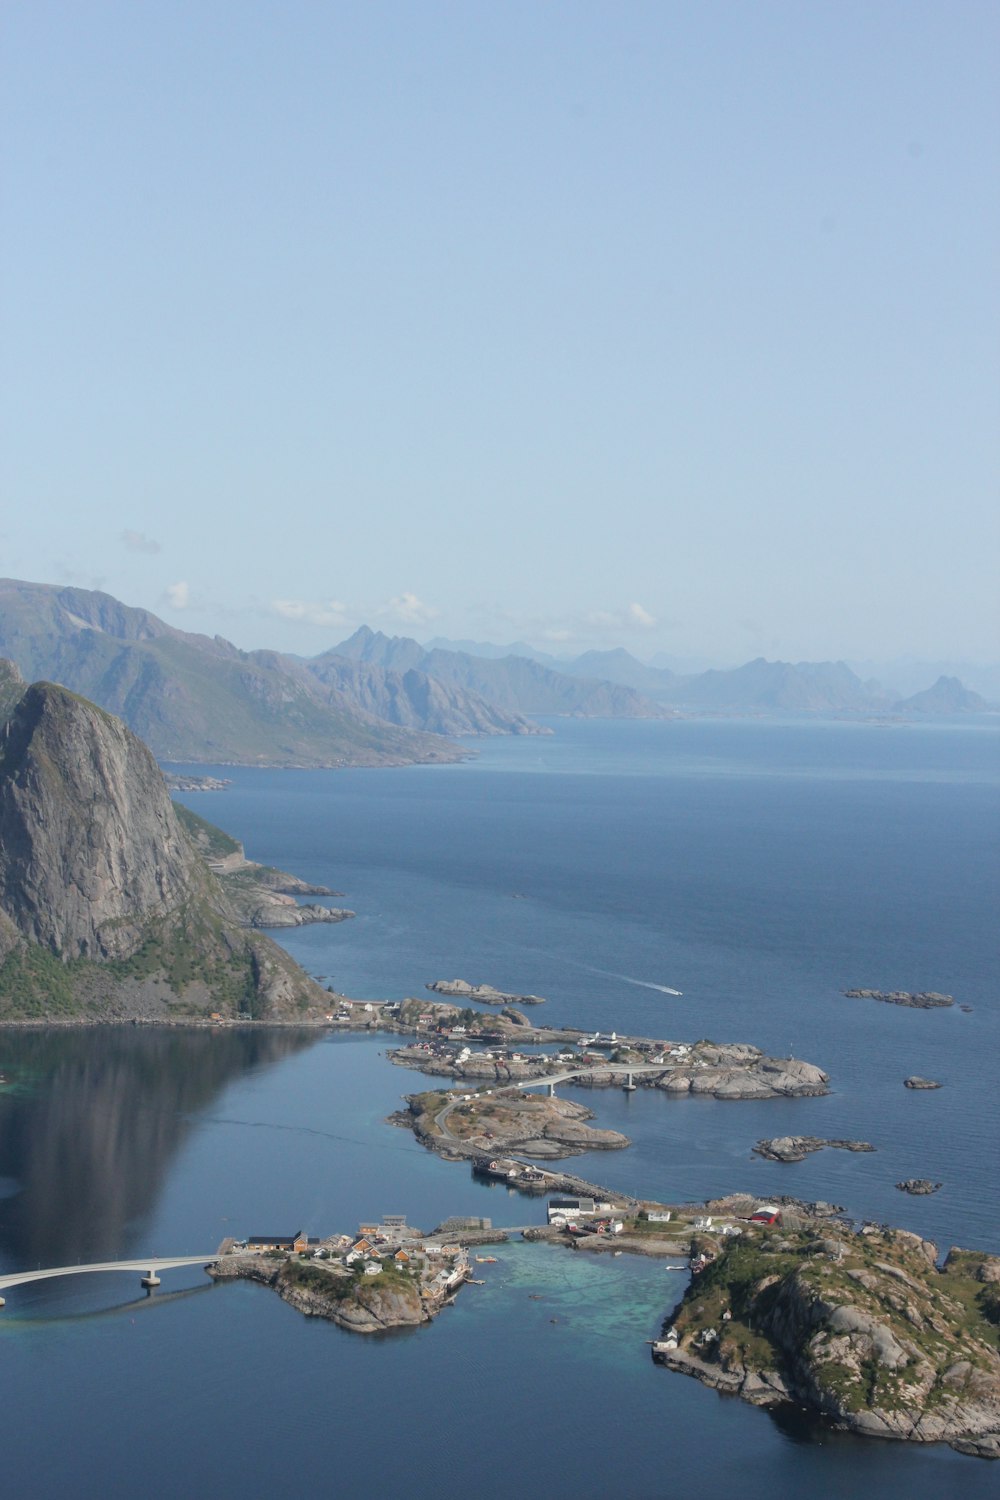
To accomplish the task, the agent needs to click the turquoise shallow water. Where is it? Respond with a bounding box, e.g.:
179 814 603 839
0 716 997 1495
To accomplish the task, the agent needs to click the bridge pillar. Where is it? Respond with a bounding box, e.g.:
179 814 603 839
547 1081 555 1097
141 1272 161 1290
0 1295 5 1308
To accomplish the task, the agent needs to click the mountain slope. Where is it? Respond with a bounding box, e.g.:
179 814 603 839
667 658 891 712
0 580 463 766
0 679 330 1019
562 648 680 699
334 627 671 718
895 676 990 714
299 652 547 736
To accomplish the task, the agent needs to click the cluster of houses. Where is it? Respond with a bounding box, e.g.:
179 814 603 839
547 1196 625 1234
235 1216 470 1301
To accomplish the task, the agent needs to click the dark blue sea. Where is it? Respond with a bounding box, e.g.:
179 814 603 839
1 717 997 1497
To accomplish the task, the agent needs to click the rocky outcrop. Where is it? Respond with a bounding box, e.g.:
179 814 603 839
657 1222 1000 1458
404 1089 629 1161
0 681 330 1020
904 1076 942 1089
427 979 546 1005
844 989 954 1008
896 1179 942 1195
754 1137 874 1163
210 1255 429 1331
653 1051 829 1100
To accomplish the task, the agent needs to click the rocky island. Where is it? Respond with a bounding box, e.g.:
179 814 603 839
427 978 546 1005
753 1136 875 1163
209 1222 472 1332
396 1087 630 1161
389 1033 829 1100
844 989 955 1009
652 1214 1000 1459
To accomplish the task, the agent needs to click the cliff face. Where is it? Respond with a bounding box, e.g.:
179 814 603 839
0 681 328 1019
0 682 208 960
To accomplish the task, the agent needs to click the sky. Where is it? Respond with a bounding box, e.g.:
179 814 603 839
1 1 997 666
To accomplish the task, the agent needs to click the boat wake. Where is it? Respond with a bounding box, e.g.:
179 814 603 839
595 970 683 997
500 941 683 997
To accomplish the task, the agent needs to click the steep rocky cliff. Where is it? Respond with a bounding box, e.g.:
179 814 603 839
0 680 329 1020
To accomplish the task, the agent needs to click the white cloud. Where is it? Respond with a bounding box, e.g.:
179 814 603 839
121 528 161 555
377 592 440 626
585 602 657 632
270 597 351 629
626 602 656 629
164 581 190 609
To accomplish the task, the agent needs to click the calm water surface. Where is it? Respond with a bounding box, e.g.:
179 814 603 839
1 718 997 1496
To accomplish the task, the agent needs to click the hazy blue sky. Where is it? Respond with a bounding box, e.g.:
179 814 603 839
1 1 997 664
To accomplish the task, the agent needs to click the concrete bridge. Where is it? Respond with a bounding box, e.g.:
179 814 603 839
0 1256 216 1307
511 1063 667 1096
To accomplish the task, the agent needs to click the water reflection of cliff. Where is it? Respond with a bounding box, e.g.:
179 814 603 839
0 1027 316 1268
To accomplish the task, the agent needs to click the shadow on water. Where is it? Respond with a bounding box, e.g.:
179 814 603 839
0 1278 217 1326
0 1026 320 1270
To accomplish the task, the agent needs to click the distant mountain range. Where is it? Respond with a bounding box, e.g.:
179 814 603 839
0 580 540 765
0 579 991 768
333 627 671 718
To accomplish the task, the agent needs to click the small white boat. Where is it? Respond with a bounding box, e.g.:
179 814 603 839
662 988 683 996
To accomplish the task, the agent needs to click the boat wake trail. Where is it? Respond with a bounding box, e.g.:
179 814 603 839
602 974 683 996
513 943 682 996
